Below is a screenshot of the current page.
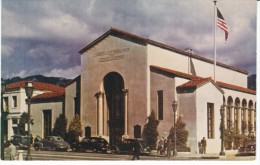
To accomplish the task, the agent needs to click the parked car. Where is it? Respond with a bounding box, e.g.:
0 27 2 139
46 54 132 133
33 136 71 151
111 139 150 155
5 135 33 149
236 143 256 156
71 137 110 153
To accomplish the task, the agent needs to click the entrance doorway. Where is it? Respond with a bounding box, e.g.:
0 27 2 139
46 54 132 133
103 72 125 145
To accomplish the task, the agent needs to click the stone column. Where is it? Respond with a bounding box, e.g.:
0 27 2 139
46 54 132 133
95 91 104 136
223 105 227 128
122 89 129 139
7 118 12 140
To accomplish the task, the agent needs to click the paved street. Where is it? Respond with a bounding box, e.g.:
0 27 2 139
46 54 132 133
2 149 256 161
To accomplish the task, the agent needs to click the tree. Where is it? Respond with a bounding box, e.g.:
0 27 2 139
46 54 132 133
168 116 190 152
223 121 255 150
17 112 34 136
142 110 159 150
52 114 68 139
65 114 82 144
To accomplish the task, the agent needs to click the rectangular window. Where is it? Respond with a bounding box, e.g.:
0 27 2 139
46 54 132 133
12 119 18 125
12 96 17 108
43 110 52 138
207 103 214 139
157 90 163 120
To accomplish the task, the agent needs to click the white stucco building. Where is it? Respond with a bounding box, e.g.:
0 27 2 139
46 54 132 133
78 28 256 154
2 28 256 155
2 81 64 140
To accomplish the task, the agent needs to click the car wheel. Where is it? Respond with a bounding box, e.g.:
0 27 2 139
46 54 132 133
114 147 120 154
34 146 39 151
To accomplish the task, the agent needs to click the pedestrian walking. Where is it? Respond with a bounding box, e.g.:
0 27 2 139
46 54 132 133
8 141 17 160
201 137 207 154
157 137 164 155
132 140 141 160
163 138 167 154
167 139 173 158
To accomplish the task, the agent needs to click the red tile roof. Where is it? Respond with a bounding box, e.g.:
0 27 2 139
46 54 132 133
177 77 224 93
177 77 211 89
80 28 248 74
150 65 201 80
151 65 255 95
216 81 256 95
31 92 65 100
5 81 65 93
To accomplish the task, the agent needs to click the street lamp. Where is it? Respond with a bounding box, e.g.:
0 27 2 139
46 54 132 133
1 83 6 160
172 100 178 156
25 81 34 160
219 105 225 156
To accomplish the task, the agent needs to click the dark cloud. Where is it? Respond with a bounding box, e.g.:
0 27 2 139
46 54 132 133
1 0 257 79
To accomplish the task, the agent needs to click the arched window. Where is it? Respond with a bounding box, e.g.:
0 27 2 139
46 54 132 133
234 98 240 132
241 99 247 134
248 100 253 133
227 96 233 130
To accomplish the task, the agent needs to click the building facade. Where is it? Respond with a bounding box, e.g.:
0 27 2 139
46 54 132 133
2 81 64 140
78 28 256 154
2 28 256 155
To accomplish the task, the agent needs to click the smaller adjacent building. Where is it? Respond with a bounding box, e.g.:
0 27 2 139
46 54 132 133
2 81 65 140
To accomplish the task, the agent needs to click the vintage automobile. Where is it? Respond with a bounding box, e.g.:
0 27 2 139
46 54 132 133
71 137 110 153
5 135 33 149
236 143 256 156
33 136 71 151
111 139 150 155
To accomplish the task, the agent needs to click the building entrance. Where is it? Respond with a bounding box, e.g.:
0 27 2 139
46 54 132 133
104 72 125 145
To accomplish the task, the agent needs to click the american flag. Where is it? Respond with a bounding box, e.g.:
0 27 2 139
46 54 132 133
217 8 228 41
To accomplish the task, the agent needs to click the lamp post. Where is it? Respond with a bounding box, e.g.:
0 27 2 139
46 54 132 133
172 100 178 156
1 83 6 160
219 105 225 156
25 81 34 160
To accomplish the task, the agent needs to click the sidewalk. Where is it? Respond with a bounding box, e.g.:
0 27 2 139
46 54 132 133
149 150 236 160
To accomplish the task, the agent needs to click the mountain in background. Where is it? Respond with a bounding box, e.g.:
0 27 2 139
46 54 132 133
1 74 256 90
1 75 72 87
247 74 256 90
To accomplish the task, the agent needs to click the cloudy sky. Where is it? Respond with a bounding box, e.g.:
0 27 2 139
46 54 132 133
1 0 257 79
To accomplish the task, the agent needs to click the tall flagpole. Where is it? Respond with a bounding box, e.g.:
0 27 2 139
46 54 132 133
214 0 217 82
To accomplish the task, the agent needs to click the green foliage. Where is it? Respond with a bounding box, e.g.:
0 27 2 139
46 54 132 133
17 112 33 136
65 114 82 144
142 110 159 150
168 116 190 152
52 114 68 139
224 121 256 150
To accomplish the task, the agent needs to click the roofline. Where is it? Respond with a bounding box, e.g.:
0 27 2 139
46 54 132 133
64 75 81 87
216 81 256 95
176 77 224 94
79 28 248 75
150 65 200 80
151 65 254 95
